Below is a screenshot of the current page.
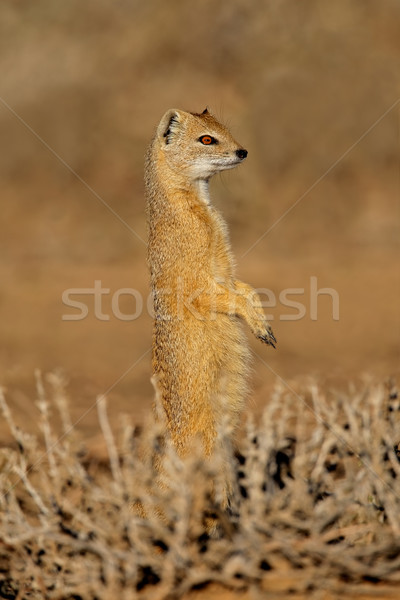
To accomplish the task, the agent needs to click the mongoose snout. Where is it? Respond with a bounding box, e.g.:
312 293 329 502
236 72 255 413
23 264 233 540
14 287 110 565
236 148 248 160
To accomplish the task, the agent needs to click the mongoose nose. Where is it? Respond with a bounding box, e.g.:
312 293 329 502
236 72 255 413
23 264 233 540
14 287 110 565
236 148 248 160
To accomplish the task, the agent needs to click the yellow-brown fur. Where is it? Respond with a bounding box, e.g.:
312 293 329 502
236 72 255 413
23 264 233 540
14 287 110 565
145 108 276 479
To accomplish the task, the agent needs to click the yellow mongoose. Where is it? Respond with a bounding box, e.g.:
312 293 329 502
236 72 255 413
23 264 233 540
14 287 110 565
145 108 276 469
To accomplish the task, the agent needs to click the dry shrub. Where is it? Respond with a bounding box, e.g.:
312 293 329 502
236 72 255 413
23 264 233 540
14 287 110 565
0 374 400 599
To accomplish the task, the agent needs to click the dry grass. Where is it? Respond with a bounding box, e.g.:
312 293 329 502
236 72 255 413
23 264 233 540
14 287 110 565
1 374 400 599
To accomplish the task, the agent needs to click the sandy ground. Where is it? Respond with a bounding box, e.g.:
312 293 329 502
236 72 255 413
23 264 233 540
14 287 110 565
1 247 398 448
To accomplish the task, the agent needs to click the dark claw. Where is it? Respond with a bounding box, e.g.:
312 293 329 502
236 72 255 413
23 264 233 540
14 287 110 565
257 331 277 348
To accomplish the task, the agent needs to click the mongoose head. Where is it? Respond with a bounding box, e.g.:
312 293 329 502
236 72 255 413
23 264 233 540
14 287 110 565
154 108 248 181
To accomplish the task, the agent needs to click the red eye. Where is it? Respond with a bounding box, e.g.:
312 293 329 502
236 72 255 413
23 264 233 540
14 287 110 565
200 135 213 145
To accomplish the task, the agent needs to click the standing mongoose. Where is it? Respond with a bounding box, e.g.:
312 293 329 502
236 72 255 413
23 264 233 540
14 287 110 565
145 108 276 470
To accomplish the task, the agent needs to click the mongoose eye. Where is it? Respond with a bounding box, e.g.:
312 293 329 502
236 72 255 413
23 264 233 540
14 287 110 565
199 135 217 145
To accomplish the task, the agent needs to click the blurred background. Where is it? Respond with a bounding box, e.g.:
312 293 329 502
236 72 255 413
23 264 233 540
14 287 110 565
0 0 399 441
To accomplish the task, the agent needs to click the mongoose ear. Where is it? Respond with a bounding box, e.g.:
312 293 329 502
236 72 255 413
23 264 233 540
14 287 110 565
157 109 181 145
202 107 209 115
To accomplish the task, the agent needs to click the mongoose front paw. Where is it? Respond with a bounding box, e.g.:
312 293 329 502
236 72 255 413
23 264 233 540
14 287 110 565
256 325 277 349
